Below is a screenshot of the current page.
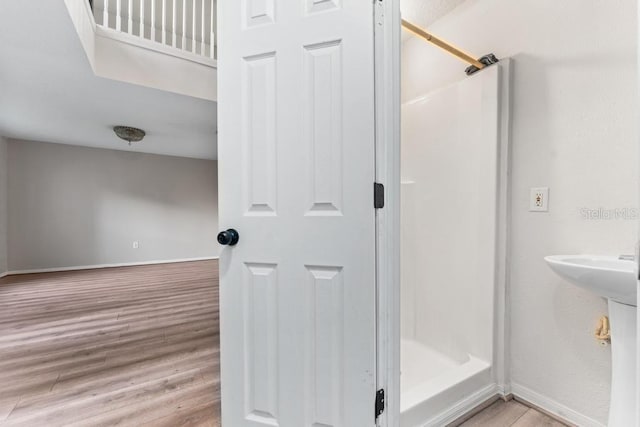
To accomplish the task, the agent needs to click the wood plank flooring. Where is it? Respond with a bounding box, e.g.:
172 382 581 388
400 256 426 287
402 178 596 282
0 260 220 427
0 260 571 427
458 400 570 427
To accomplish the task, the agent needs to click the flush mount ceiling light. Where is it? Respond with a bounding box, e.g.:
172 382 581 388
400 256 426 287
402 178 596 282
113 126 146 146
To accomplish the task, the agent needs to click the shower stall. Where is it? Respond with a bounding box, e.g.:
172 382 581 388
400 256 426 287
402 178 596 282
399 61 511 426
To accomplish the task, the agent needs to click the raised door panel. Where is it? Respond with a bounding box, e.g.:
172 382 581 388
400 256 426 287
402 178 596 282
244 263 280 426
242 52 278 216
305 266 344 427
303 41 343 216
305 0 341 15
244 0 275 27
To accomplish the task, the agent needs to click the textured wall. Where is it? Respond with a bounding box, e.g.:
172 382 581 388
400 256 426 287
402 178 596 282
399 0 467 30
402 0 637 423
7 139 219 271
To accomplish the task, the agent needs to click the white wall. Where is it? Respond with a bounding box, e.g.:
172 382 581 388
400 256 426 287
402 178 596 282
7 139 219 271
0 136 7 275
402 0 637 424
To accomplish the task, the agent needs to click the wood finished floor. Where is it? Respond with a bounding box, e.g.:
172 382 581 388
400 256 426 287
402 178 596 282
0 260 220 427
458 400 570 427
0 260 570 427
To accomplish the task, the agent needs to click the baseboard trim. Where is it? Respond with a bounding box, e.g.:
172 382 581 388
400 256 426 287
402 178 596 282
511 383 606 427
5 257 219 276
0 271 8 279
426 383 501 427
496 383 512 397
417 382 604 427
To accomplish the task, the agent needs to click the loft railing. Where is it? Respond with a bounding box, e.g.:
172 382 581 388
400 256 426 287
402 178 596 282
92 0 216 60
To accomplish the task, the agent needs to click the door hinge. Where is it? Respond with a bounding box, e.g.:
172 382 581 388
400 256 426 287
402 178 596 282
375 389 385 419
374 183 384 209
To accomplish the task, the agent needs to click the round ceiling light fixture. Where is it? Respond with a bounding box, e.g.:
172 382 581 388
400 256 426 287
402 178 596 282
113 126 146 146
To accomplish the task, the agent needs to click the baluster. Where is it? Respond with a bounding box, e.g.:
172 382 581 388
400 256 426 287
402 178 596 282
172 0 177 47
151 0 156 41
162 0 166 44
182 0 187 50
191 0 196 53
103 0 109 27
128 0 133 34
116 0 121 31
200 0 205 55
209 0 215 58
140 0 145 37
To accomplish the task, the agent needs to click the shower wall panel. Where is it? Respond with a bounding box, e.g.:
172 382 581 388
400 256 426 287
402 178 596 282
401 65 501 365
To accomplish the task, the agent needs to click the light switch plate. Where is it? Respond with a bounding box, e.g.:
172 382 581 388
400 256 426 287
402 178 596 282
529 187 549 212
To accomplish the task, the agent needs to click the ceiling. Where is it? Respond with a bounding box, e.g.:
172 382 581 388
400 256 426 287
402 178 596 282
0 1 465 161
0 1 217 160
400 0 469 39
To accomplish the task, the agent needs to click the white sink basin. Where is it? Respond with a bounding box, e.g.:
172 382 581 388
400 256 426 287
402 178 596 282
544 255 637 306
544 254 638 427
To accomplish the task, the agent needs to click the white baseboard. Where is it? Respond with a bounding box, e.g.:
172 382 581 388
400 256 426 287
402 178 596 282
415 382 604 427
5 256 219 276
511 383 606 427
0 271 8 279
497 383 512 396
425 383 501 426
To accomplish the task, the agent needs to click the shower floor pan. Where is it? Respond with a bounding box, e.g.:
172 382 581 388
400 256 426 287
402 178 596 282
400 339 493 427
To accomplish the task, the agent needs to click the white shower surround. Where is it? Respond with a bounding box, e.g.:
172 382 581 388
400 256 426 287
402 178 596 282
399 61 511 426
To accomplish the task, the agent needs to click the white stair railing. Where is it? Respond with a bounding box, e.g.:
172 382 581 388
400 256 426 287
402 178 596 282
94 0 216 60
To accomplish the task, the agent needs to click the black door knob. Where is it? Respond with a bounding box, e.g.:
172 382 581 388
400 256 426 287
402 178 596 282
217 229 239 246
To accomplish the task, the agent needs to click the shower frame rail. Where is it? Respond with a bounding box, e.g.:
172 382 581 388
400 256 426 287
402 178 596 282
401 19 483 69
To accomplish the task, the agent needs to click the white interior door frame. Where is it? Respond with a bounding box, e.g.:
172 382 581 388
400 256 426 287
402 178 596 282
374 0 401 426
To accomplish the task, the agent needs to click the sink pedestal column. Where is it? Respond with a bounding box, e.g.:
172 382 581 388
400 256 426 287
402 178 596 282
608 299 637 427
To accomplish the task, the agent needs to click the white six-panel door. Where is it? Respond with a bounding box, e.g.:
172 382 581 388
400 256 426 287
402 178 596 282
217 1 378 426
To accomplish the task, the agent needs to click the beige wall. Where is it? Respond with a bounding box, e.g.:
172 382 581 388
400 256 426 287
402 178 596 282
402 0 637 423
7 139 219 271
0 136 7 275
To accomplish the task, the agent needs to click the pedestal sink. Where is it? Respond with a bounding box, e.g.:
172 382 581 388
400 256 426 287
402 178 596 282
544 255 637 427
